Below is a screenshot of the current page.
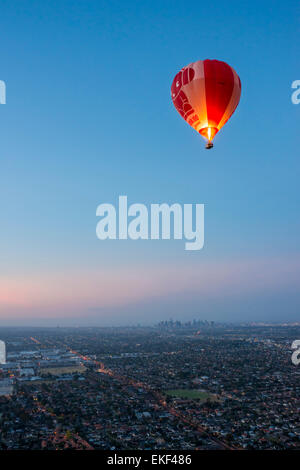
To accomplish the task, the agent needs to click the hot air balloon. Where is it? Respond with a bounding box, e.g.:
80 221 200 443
171 59 241 149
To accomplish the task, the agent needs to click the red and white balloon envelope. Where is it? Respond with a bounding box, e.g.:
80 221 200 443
171 59 241 149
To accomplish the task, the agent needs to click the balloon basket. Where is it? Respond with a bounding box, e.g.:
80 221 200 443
205 142 214 149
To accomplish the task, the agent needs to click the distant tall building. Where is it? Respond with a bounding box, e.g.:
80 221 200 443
0 340 6 364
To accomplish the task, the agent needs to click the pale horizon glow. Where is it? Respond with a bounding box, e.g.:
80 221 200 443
1 256 299 325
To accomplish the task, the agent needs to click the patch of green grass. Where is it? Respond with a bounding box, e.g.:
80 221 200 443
165 389 213 400
40 365 86 376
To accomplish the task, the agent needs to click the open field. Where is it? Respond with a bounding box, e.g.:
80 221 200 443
40 365 86 376
165 389 218 401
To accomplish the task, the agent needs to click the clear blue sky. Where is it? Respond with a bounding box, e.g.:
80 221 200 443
0 0 299 325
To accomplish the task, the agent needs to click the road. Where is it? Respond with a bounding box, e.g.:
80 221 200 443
67 346 238 450
30 336 239 450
